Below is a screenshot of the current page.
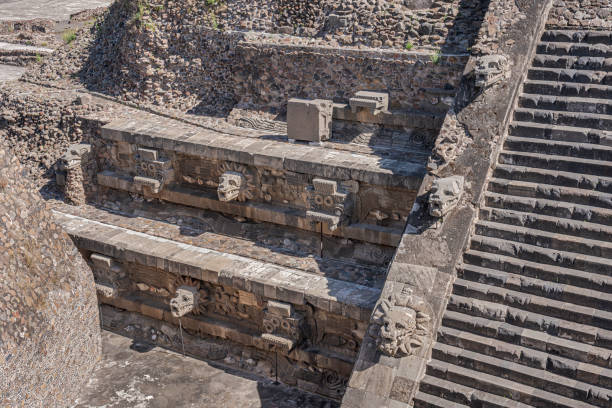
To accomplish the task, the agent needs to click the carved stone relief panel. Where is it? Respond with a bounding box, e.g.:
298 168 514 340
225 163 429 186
368 286 431 358
133 147 174 194
89 252 128 299
259 300 304 353
306 178 358 231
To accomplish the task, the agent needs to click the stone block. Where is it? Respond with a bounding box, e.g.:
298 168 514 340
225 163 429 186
267 300 293 317
349 91 389 115
137 147 158 161
287 98 333 142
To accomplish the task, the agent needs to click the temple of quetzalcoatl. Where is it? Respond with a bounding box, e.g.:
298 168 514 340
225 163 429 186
1 0 611 406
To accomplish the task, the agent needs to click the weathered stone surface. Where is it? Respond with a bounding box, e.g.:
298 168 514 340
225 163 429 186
287 98 333 142
0 144 100 407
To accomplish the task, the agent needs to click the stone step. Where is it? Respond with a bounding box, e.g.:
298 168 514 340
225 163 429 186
426 359 599 408
488 178 612 210
498 150 612 177
447 294 612 350
442 310 612 368
101 119 426 190
464 249 612 295
453 276 612 331
504 136 612 161
541 30 612 45
53 211 379 321
431 342 612 407
412 390 470 408
509 121 611 146
459 261 612 310
527 67 612 86
470 234 611 278
532 55 612 71
475 218 612 259
523 80 612 99
493 164 612 194
438 325 612 390
537 42 612 58
484 192 612 227
0 41 53 56
480 205 612 242
417 375 530 408
514 108 612 130
518 94 612 115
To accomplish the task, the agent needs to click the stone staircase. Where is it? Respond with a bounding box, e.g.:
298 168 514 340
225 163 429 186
413 29 612 408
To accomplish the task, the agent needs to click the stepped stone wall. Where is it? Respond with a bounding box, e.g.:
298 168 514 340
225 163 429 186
0 144 100 407
342 0 554 406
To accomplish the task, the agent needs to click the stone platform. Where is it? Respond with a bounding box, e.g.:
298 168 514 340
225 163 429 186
73 330 338 408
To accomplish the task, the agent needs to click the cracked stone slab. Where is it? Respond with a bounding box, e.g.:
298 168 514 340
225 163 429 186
0 0 111 21
0 64 25 81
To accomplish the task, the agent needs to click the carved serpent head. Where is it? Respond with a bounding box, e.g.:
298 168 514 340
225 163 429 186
370 295 430 358
218 171 245 202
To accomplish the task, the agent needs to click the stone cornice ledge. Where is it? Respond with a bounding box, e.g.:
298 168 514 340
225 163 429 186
341 0 554 406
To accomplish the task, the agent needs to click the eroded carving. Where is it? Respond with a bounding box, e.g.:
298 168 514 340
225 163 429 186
306 178 358 231
427 110 470 173
170 286 200 318
169 275 209 317
474 54 509 90
134 147 174 194
429 175 465 217
217 162 256 202
349 91 389 115
57 143 91 206
260 300 303 352
90 253 126 296
369 287 431 357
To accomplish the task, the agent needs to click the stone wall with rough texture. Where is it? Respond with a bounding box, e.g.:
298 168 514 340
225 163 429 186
214 0 489 51
547 0 611 29
0 144 101 407
25 0 472 116
235 41 466 113
0 83 104 185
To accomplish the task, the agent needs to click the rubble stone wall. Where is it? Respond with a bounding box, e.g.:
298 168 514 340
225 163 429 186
547 0 611 29
0 144 100 407
235 42 467 113
214 0 489 52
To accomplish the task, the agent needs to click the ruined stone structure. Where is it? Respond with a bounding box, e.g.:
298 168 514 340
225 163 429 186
0 144 100 407
1 0 611 406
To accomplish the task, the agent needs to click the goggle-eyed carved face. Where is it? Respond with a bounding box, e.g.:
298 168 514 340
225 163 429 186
218 171 244 202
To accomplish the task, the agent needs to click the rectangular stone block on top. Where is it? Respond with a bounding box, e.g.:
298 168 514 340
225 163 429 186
287 98 333 142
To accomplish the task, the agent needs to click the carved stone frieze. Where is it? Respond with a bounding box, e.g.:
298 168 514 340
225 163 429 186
427 109 470 174
474 54 510 90
369 287 431 358
170 286 200 318
134 147 174 194
169 275 209 317
306 178 358 230
428 175 465 218
217 161 256 202
260 300 303 352
90 252 127 297
349 91 389 116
